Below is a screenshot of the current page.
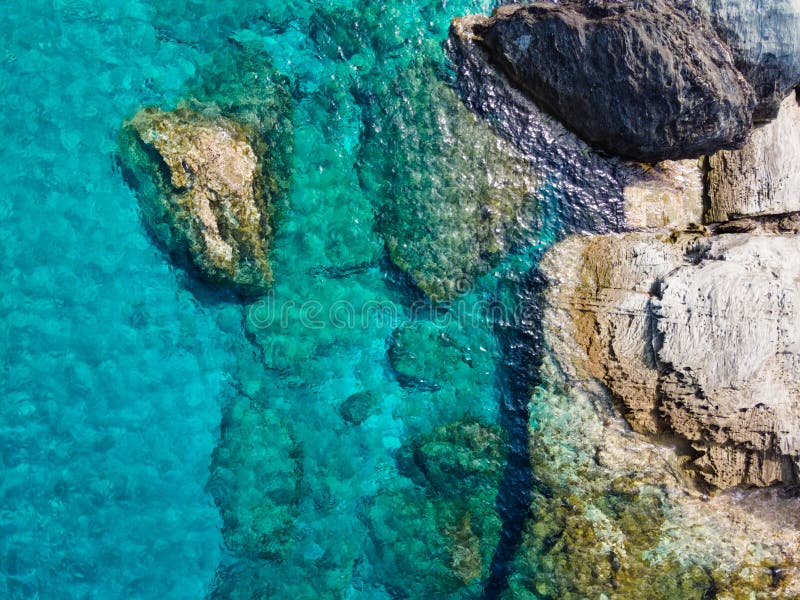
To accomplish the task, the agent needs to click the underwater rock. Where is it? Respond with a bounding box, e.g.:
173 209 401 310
706 92 800 223
502 357 800 599
209 396 302 559
698 0 800 121
338 390 378 426
455 1 756 161
121 107 274 294
388 320 493 393
368 420 506 598
359 59 538 301
540 229 800 489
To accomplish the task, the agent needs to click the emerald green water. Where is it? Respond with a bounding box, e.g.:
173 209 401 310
0 1 586 598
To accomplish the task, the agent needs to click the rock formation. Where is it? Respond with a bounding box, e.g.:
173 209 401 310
457 0 756 161
706 91 800 222
119 48 293 296
541 229 800 489
120 107 275 294
503 357 800 599
699 0 800 121
367 420 506 597
623 160 704 230
360 58 538 301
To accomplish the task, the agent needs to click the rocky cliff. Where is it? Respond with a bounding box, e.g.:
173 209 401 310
541 229 800 489
699 0 800 121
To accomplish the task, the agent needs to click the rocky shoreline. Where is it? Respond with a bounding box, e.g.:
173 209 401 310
114 0 800 596
450 1 800 597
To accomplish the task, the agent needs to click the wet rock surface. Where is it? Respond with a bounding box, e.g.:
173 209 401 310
456 0 756 161
119 49 293 296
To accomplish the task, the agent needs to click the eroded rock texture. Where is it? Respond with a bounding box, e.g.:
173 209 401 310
706 92 800 223
541 230 800 489
699 0 800 121
503 357 800 599
121 107 275 294
458 0 756 161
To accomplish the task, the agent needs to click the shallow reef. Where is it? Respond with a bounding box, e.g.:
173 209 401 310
359 58 539 301
368 420 507 598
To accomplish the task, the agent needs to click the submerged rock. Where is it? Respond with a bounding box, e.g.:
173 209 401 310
359 59 538 301
209 396 302 559
338 390 378 426
368 420 506 598
706 91 800 223
456 1 756 161
540 229 800 489
387 320 494 394
699 0 800 121
121 107 274 294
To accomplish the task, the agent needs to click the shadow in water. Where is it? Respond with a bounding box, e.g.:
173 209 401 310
483 270 546 598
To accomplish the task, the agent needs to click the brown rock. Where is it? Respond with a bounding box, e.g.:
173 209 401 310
541 230 800 489
121 107 274 294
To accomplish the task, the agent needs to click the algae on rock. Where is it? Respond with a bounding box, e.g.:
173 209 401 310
209 395 302 560
502 359 800 600
360 59 538 301
368 420 506 598
119 48 293 295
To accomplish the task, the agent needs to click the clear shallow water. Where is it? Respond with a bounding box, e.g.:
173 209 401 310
0 1 577 598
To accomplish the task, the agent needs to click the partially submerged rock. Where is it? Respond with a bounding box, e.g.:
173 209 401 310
119 48 293 296
121 107 274 294
503 357 800 599
456 1 756 161
359 59 538 301
706 91 800 223
540 230 800 489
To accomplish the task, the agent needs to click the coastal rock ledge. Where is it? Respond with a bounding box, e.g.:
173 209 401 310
541 229 800 490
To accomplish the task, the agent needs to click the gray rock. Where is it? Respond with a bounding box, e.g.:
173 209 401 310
459 0 756 161
699 0 800 121
706 92 800 223
541 229 800 489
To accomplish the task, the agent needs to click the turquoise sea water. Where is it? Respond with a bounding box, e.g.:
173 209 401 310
0 1 589 598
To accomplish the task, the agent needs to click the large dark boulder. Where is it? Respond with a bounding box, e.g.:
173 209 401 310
459 0 757 161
